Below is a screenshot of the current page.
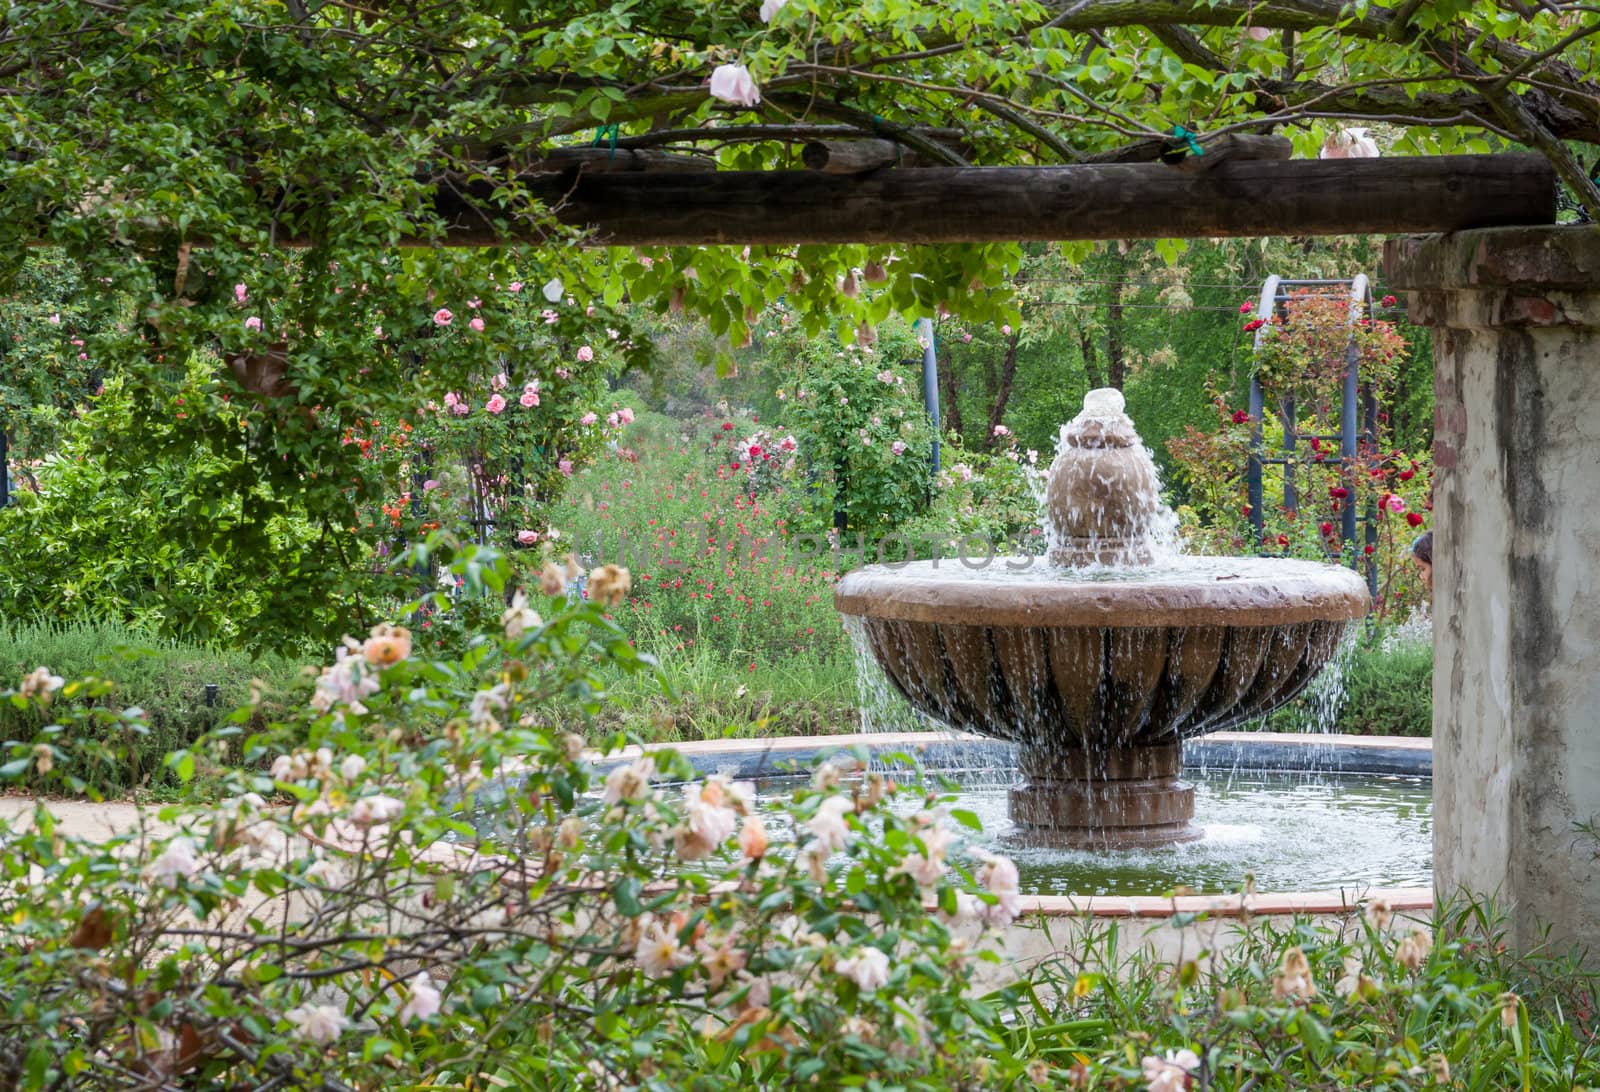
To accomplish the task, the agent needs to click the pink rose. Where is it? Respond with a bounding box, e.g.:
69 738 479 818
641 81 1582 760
234 284 248 303
619 407 635 424
606 412 620 428
47 313 60 324
555 367 570 379
422 479 438 492
577 345 594 363
509 281 523 293
467 298 481 309
452 402 470 416
1385 494 1407 513
517 530 538 545
559 458 574 476
520 390 539 408
891 440 907 455
244 316 262 331
491 373 508 390
433 308 453 326
580 412 598 426
443 391 460 408
486 394 507 414
469 317 485 332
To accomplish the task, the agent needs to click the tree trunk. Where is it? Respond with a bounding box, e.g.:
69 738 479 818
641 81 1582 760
940 356 964 441
1078 327 1106 390
1105 248 1128 390
986 331 1022 450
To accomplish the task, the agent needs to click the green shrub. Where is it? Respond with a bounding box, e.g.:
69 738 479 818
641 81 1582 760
1263 623 1433 737
0 620 306 795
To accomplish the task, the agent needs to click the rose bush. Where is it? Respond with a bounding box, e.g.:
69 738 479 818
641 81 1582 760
0 540 1044 1090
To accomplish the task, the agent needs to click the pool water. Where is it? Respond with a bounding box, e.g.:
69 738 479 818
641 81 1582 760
759 770 1431 897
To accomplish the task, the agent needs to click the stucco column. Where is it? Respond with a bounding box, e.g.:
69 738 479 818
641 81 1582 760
1385 226 1600 954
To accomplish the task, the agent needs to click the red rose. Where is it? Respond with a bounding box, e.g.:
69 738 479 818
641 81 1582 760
1239 301 1253 314
1399 469 1415 481
1232 410 1250 424
1364 544 1375 555
721 422 734 431
1319 521 1334 535
1242 318 1266 333
1382 294 1397 307
1406 512 1424 527
1277 534 1289 546
1329 486 1349 499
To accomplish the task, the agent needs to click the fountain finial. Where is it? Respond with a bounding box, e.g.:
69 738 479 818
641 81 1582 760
1045 388 1165 566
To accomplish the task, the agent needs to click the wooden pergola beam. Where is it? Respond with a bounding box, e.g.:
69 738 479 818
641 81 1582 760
421 154 1555 248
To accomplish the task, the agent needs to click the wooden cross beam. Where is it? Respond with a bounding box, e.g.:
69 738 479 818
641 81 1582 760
415 154 1556 248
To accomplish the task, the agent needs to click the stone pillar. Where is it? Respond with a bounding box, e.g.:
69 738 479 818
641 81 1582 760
1385 226 1600 954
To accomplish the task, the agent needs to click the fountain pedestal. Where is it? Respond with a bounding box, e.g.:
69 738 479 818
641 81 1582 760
1010 743 1200 848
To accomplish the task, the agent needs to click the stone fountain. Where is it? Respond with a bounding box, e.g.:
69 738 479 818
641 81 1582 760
834 388 1369 848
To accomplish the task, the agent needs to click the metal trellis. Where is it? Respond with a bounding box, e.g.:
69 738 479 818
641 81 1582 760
1246 275 1380 600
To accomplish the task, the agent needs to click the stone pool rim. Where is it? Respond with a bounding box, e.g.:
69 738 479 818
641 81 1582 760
592 730 1434 920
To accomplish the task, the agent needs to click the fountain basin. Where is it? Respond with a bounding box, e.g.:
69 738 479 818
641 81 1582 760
836 558 1370 846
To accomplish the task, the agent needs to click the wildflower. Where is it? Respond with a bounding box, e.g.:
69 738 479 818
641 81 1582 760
350 794 404 826
1407 511 1425 528
31 744 53 774
708 63 761 107
538 562 567 597
1140 1049 1199 1092
683 781 739 847
433 308 453 326
635 916 691 978
19 666 64 701
1395 928 1432 971
1272 946 1317 1000
502 589 542 638
468 683 511 730
758 0 786 21
362 623 412 666
697 931 748 987
1499 991 1520 1028
835 946 891 992
286 1002 347 1045
577 345 594 362
1334 956 1374 1000
145 838 200 889
975 851 1022 926
1427 1053 1450 1084
398 974 442 1022
603 756 655 805
589 564 632 606
244 316 262 331
739 814 769 860
806 795 854 852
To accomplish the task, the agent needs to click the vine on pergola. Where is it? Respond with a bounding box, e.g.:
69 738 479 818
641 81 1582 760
0 1 1594 642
